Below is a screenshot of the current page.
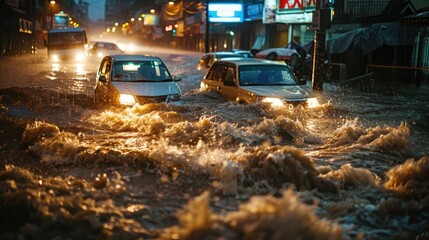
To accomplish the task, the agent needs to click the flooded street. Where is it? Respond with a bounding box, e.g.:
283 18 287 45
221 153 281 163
1 46 429 240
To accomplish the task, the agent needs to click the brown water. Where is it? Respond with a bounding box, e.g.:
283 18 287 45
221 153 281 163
0 47 428 240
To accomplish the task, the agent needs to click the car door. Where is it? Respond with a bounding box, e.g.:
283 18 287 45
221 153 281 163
220 64 238 101
95 57 113 102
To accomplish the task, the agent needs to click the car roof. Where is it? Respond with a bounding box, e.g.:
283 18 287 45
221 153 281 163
93 41 117 45
109 54 162 61
232 50 251 53
204 51 241 56
215 58 287 66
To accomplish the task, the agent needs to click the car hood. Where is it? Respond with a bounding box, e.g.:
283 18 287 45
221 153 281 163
241 85 310 100
111 81 180 97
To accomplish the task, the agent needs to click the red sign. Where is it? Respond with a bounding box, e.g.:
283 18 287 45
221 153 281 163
279 0 316 10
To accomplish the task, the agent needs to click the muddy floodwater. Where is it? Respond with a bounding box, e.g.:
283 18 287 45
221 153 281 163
1 46 429 240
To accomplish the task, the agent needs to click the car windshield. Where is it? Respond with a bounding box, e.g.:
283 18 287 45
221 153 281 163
111 60 172 82
239 65 297 86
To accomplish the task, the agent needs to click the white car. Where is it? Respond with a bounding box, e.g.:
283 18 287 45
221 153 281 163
255 48 301 65
197 52 243 70
88 41 124 58
94 55 182 107
200 58 319 108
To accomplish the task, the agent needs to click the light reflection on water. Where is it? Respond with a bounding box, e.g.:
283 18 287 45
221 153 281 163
51 63 60 72
75 63 85 75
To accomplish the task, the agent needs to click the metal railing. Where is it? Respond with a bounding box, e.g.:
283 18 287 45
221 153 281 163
339 72 392 94
366 64 429 87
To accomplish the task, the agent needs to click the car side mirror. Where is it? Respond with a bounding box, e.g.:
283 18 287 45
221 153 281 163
298 79 306 85
224 80 235 86
99 75 107 82
174 75 182 82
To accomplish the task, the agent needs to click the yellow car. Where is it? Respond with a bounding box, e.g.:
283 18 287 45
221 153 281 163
200 58 319 108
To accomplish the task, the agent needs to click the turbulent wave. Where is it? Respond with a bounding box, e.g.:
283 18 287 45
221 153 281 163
2 78 428 239
385 156 429 199
160 189 343 240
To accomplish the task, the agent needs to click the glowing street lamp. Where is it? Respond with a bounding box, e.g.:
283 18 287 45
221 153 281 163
49 0 56 29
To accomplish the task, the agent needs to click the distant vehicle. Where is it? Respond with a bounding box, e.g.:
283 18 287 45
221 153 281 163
47 27 87 62
255 43 311 80
231 49 254 58
197 52 242 70
200 58 319 108
255 48 301 66
88 41 124 58
94 54 182 107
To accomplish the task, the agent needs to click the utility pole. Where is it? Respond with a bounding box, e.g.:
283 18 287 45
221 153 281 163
311 0 331 91
204 0 210 53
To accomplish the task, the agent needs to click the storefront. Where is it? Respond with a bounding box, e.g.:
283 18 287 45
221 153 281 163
263 0 317 47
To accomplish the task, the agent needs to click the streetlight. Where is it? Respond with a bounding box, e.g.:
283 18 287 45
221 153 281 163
205 0 210 53
49 0 56 29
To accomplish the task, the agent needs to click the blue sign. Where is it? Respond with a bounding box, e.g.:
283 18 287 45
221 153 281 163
245 3 263 21
208 3 244 23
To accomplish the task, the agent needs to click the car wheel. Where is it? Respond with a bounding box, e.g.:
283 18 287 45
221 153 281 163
267 53 277 60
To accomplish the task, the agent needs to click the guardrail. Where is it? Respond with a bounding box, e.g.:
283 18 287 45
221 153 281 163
366 64 429 88
339 72 393 94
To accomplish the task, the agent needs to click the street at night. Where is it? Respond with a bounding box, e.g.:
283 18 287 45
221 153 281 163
2 0 429 239
1 44 429 239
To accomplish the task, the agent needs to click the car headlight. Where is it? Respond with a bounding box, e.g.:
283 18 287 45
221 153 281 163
97 52 104 58
307 97 319 108
51 54 59 62
167 93 182 102
200 82 208 91
119 94 136 105
261 97 284 107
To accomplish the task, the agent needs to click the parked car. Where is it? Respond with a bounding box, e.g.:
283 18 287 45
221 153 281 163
197 51 243 70
231 49 254 58
88 41 124 58
254 43 312 81
255 48 301 66
200 58 319 108
94 54 182 107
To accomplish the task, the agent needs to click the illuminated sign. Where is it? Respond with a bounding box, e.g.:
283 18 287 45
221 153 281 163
55 12 69 28
144 14 159 26
208 3 244 23
245 3 263 21
263 0 317 24
278 0 316 12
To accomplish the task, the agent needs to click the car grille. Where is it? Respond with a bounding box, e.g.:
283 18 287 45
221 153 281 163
285 100 307 107
135 95 168 104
